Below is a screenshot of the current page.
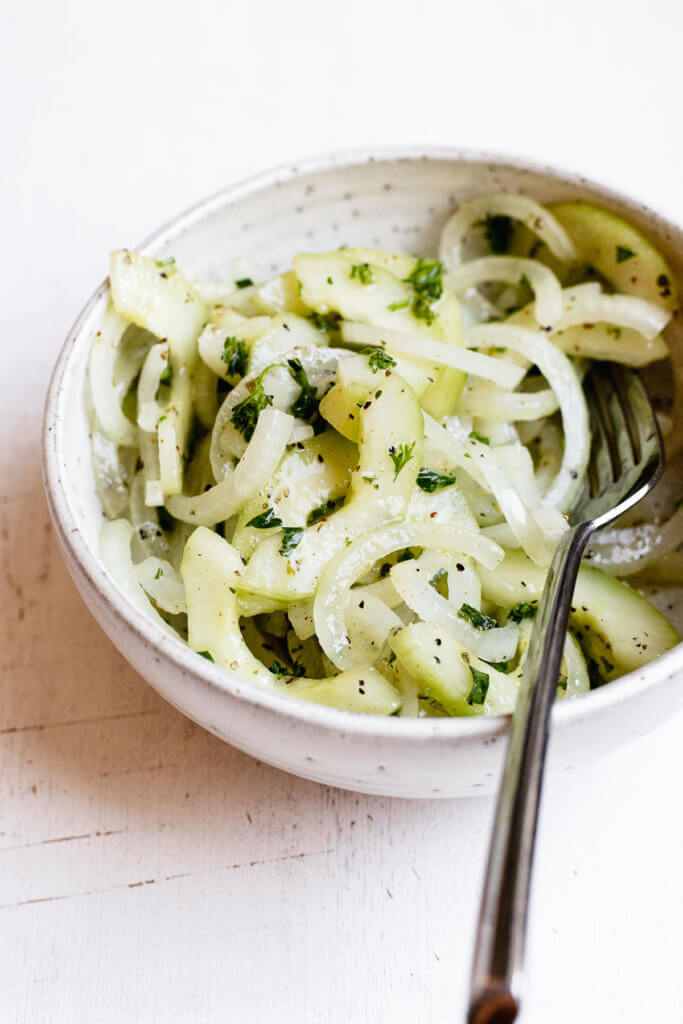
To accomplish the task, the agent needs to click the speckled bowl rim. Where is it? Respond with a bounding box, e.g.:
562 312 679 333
42 144 683 744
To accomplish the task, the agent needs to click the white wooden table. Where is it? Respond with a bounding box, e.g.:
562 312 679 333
3 2 683 1020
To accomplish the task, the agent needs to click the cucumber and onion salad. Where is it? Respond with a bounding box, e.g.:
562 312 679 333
89 194 681 717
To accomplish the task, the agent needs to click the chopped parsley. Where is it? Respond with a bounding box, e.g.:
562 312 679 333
269 659 305 678
154 568 164 580
221 335 249 377
605 325 622 339
279 527 304 557
287 357 318 420
474 214 514 254
235 277 254 288
230 378 273 440
403 258 444 327
467 666 490 705
616 246 636 264
364 347 396 373
198 650 214 662
458 603 497 631
557 675 568 692
155 257 176 268
468 430 490 445
247 507 283 529
388 442 415 480
387 299 410 311
307 498 340 526
429 568 448 597
350 263 374 285
397 547 417 563
508 601 537 623
416 468 456 492
404 258 444 301
309 311 342 333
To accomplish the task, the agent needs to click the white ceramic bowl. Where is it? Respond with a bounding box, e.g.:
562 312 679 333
42 148 683 798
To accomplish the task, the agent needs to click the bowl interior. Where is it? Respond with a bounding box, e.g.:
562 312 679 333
47 149 683 721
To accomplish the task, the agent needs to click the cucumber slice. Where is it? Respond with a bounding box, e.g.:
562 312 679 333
231 432 357 559
110 250 206 366
253 270 312 316
181 526 400 713
478 549 680 675
238 370 424 601
548 201 678 312
320 352 436 442
390 622 518 715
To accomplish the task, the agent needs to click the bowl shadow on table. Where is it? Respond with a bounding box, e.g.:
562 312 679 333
2 451 489 871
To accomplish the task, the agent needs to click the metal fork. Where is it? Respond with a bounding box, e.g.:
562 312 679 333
467 363 664 1024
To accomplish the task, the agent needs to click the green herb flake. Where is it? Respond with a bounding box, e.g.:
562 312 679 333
606 325 622 339
235 277 254 289
404 258 444 301
458 603 497 631
508 601 537 623
247 507 283 529
411 295 436 325
388 299 410 311
467 666 490 705
155 257 176 268
363 347 396 373
287 358 318 420
221 335 249 377
429 568 448 597
269 659 305 678
601 656 615 675
388 442 415 481
616 246 636 264
154 568 163 580
159 364 173 386
307 498 339 526
230 380 273 440
416 467 456 493
198 650 214 662
557 675 568 692
309 311 342 333
350 263 374 285
468 430 490 445
279 527 304 557
474 214 514 254
489 660 508 672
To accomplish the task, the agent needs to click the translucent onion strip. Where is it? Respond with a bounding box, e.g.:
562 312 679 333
465 324 590 511
167 407 293 526
445 257 563 328
341 321 524 390
313 521 504 670
553 291 670 341
344 593 404 667
459 382 559 421
439 193 577 268
88 306 138 446
390 558 519 662
135 557 187 614
137 342 170 432
99 519 176 636
423 413 553 564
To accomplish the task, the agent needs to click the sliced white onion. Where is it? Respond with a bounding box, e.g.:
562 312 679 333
313 521 504 670
135 557 186 614
99 520 176 635
439 194 577 268
344 593 404 667
465 324 590 512
586 504 683 577
554 291 670 341
423 412 553 564
446 257 563 328
88 306 138 446
390 558 519 663
168 407 293 526
459 383 559 421
341 321 525 390
137 342 170 432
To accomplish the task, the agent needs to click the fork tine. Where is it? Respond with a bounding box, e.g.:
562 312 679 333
584 370 617 497
610 364 663 471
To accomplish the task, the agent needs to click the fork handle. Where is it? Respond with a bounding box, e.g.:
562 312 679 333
467 522 593 1024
